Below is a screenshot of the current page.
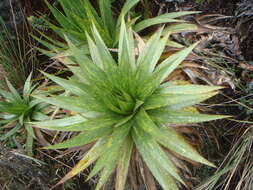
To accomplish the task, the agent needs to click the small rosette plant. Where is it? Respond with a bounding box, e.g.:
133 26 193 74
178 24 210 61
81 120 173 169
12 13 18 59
37 0 198 53
0 74 48 155
34 21 226 190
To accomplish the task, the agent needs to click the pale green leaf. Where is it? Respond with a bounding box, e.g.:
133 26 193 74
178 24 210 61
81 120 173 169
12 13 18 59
132 127 179 190
98 0 115 35
159 126 216 167
118 19 136 71
149 109 229 124
86 33 104 69
116 0 140 27
34 114 122 132
45 127 112 149
94 163 117 190
163 23 198 34
137 43 199 99
136 29 170 78
144 92 218 110
45 0 80 32
5 78 22 102
153 42 199 86
42 72 89 96
115 136 133 190
32 115 86 130
135 110 185 185
23 73 33 100
166 40 184 48
91 24 117 71
34 95 97 114
135 108 215 167
158 83 223 94
134 11 200 32
87 122 132 179
25 124 34 156
0 89 15 101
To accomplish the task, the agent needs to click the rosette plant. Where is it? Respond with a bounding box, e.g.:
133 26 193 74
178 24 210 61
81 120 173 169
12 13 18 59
38 0 197 51
34 21 226 190
0 74 48 155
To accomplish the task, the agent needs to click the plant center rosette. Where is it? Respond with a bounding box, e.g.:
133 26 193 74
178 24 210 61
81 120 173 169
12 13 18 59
34 21 227 190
